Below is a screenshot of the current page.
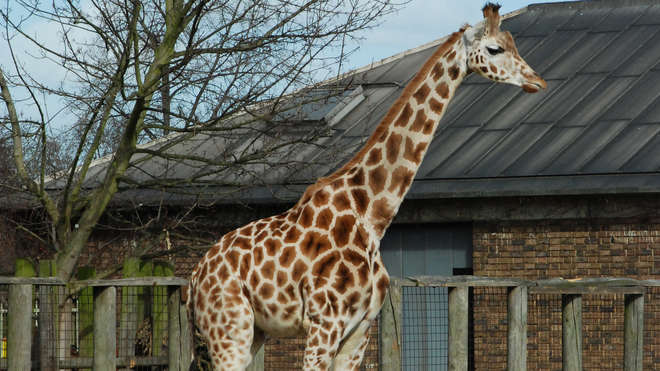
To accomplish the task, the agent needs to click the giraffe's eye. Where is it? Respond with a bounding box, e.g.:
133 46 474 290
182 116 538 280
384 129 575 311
487 46 505 55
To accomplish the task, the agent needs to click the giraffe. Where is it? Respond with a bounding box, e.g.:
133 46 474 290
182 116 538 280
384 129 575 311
186 3 546 370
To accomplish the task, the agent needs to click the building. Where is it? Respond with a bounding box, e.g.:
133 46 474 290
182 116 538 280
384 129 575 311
3 0 660 369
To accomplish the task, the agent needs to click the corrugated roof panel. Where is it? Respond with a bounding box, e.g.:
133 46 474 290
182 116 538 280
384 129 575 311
582 25 659 74
483 79 561 130
503 8 540 35
634 93 660 124
467 123 552 177
449 84 519 127
558 6 612 30
416 127 480 178
602 70 660 120
622 133 660 172
443 83 492 126
591 5 649 32
504 126 584 176
331 85 397 131
426 131 506 178
634 4 660 25
582 123 660 173
514 36 546 56
526 73 605 123
544 120 628 174
542 32 612 79
375 47 436 84
522 30 584 74
557 76 637 126
614 30 660 76
520 7 576 37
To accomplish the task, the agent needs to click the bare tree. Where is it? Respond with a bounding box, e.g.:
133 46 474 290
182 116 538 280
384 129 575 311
0 0 401 281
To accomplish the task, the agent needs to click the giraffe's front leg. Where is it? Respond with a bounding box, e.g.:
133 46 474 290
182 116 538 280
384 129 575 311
332 318 373 371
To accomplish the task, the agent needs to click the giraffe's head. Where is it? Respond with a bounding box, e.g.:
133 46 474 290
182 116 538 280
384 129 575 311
464 3 547 93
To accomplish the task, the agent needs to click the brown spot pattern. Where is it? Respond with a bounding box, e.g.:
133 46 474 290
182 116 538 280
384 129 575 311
316 208 333 230
292 259 308 282
389 166 415 197
412 84 430 104
312 251 340 286
395 103 413 127
368 165 387 195
366 148 382 166
404 137 428 164
331 214 356 248
279 246 296 268
312 189 329 207
449 65 460 80
261 260 275 280
371 198 393 236
429 98 444 114
410 109 432 133
351 188 369 216
284 226 302 243
264 238 281 256
299 205 314 228
348 168 365 186
259 283 274 299
332 263 355 293
431 63 445 81
386 133 402 164
300 231 331 259
333 192 351 211
436 82 449 99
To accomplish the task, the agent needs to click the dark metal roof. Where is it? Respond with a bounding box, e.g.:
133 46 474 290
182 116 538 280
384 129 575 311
55 0 660 205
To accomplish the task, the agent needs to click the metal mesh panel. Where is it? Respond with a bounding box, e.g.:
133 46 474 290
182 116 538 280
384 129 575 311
401 286 448 371
116 286 169 371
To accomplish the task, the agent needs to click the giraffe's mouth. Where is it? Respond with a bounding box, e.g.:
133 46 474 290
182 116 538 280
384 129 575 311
522 75 547 93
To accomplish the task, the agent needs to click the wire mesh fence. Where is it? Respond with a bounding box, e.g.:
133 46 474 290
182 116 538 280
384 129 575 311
401 286 448 371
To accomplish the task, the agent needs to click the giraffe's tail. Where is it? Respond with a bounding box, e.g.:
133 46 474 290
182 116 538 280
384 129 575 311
185 271 198 370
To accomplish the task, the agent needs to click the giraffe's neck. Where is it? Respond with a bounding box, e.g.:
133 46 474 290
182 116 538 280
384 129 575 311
308 31 468 239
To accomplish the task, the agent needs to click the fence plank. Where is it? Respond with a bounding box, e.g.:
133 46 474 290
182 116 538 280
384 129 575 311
507 286 527 371
562 294 582 371
93 286 117 371
8 284 32 371
168 286 192 371
448 286 468 371
624 294 644 371
380 278 402 371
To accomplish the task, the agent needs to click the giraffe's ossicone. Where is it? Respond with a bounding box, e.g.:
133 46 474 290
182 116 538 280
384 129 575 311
187 3 546 370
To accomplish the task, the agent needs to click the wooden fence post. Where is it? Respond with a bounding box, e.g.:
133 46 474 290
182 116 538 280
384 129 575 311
507 285 527 371
93 286 116 371
8 284 32 371
9 258 35 371
380 277 402 371
168 286 192 371
448 286 468 371
624 294 643 371
562 294 582 371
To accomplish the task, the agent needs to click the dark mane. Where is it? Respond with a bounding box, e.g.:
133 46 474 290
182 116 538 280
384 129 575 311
482 2 502 12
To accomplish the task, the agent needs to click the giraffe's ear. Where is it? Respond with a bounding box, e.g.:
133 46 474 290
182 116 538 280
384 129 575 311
463 24 483 45
482 2 502 35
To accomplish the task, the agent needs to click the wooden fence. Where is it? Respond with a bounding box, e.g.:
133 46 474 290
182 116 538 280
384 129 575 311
380 276 653 371
0 276 191 371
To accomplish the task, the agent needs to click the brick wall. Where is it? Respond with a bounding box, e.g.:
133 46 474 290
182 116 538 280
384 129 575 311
473 218 660 370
